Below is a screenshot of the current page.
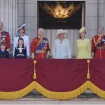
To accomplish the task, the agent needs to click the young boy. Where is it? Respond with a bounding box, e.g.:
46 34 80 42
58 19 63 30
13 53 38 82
0 42 9 58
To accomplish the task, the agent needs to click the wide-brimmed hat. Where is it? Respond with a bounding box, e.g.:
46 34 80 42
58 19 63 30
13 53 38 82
16 23 26 32
79 27 86 33
56 29 68 38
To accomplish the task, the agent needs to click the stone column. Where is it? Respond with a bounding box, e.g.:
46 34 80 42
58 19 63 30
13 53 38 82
25 0 37 43
17 0 25 26
0 0 18 42
97 0 105 29
86 0 98 39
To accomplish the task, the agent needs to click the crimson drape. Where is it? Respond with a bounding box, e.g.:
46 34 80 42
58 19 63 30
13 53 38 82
0 59 105 99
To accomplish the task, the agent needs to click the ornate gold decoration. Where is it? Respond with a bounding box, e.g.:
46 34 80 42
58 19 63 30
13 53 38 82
33 60 37 79
87 60 90 79
41 2 82 19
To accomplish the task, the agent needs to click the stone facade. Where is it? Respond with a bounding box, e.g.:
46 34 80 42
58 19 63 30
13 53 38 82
17 0 105 56
0 0 105 56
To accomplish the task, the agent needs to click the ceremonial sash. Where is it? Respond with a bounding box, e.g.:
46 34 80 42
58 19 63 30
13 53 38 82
34 38 48 55
93 35 105 46
35 38 43 48
1 31 7 38
0 31 7 43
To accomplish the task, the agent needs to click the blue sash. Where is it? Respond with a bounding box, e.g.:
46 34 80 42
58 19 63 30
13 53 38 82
1 31 7 40
35 38 48 56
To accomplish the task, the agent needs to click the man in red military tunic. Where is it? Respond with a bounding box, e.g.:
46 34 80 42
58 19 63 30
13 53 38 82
92 26 105 58
31 28 50 59
0 22 10 52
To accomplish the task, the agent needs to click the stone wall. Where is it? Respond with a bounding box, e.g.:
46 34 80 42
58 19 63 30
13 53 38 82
17 0 25 26
17 0 105 55
0 0 17 42
97 0 105 28
17 0 37 43
86 0 105 39
0 0 105 43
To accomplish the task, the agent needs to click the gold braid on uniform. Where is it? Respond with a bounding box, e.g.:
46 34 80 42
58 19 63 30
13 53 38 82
93 36 101 46
35 38 43 48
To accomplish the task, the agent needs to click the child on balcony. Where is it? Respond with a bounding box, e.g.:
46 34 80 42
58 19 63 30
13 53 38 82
14 38 27 58
0 42 9 58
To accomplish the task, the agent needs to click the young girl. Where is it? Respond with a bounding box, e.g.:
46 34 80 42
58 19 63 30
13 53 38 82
14 38 27 58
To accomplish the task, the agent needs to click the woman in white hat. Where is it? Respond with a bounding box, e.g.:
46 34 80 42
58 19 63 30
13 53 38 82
13 24 30 57
53 29 71 59
76 27 92 59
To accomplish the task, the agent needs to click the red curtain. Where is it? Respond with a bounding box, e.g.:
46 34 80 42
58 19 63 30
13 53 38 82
36 59 87 92
90 59 105 90
0 59 105 99
0 59 34 91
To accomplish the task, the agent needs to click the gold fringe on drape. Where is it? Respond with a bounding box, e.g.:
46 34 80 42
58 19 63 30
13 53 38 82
0 82 35 100
87 81 105 99
0 58 105 100
34 81 88 100
1 81 105 100
0 81 88 100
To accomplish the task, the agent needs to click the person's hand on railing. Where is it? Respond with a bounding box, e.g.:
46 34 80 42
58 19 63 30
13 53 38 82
31 53 35 59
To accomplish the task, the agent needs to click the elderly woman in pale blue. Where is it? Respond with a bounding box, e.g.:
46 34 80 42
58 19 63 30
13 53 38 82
53 29 71 59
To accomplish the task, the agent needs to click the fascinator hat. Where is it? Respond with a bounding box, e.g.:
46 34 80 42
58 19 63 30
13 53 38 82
79 27 86 33
15 23 26 36
16 23 26 32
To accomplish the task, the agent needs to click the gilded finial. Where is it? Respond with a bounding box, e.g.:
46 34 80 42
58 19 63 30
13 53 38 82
87 60 90 63
34 60 37 64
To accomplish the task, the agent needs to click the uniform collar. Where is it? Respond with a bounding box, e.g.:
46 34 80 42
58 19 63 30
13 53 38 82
38 36 43 39
1 49 5 52
98 34 104 36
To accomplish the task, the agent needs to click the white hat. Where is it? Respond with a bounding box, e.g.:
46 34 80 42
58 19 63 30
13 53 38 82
16 23 27 32
56 29 68 37
79 27 86 33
